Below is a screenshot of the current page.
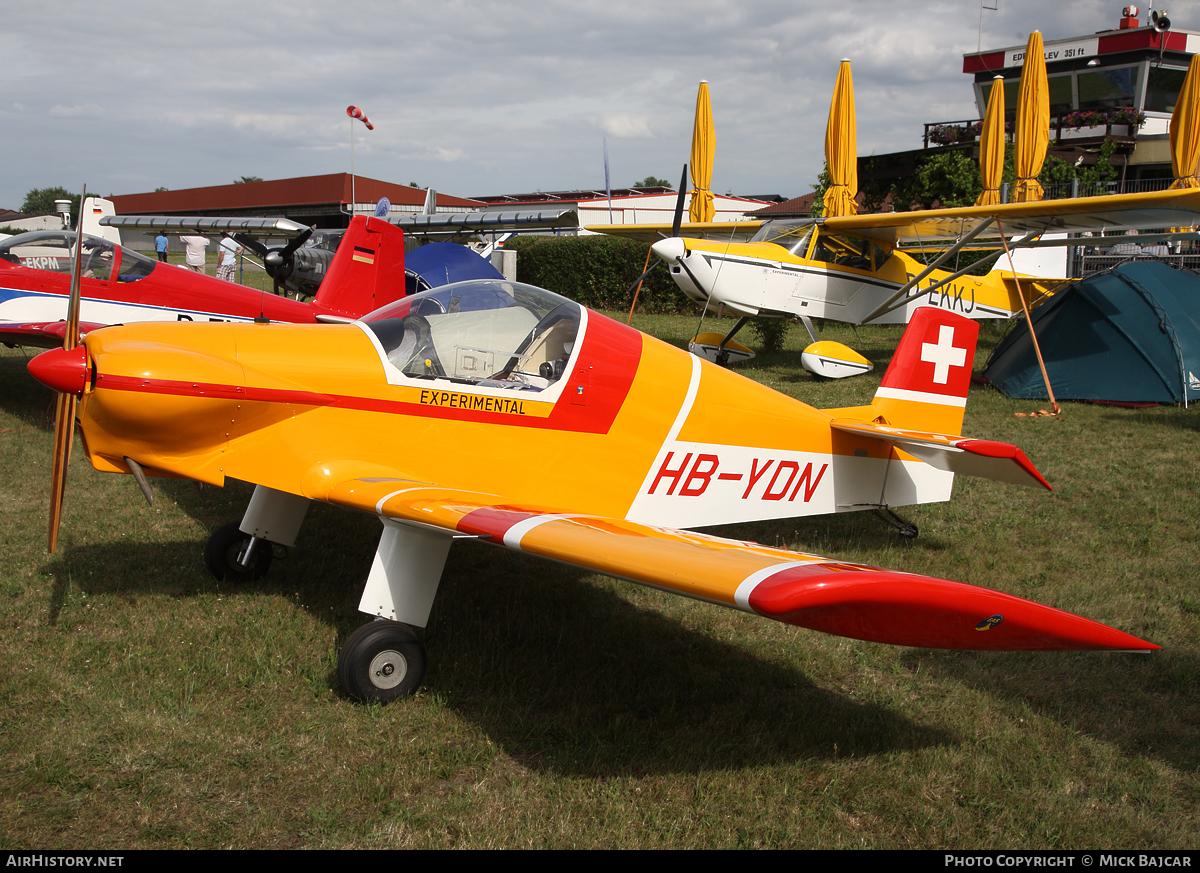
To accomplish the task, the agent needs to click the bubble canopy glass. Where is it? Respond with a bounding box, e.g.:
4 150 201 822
360 280 582 391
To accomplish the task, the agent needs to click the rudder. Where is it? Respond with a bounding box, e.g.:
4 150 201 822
872 308 978 434
313 216 407 318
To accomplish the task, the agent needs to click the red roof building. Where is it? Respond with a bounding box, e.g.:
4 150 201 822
111 173 483 228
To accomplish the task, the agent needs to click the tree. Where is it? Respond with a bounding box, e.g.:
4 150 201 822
634 176 671 188
857 147 996 213
154 186 169 192
809 166 832 216
21 187 79 220
1039 136 1119 194
895 150 983 210
233 176 263 184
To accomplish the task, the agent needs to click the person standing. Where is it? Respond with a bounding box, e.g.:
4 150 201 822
179 234 209 273
154 233 169 263
217 235 243 282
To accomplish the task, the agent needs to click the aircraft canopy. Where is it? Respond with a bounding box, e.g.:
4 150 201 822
362 280 580 390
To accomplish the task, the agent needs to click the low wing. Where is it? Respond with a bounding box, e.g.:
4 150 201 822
583 221 763 243
0 320 107 350
829 420 1052 490
321 477 1152 652
823 188 1200 246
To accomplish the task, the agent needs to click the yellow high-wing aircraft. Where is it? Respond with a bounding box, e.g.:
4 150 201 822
591 188 1200 376
28 279 1155 702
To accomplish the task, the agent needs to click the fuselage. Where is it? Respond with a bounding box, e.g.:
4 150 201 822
0 226 403 349
658 222 1058 325
0 231 331 342
67 280 953 531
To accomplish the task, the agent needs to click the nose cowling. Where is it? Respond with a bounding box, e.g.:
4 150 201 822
28 345 89 395
651 238 686 264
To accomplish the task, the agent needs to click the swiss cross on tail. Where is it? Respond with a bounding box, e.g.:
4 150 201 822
877 308 978 404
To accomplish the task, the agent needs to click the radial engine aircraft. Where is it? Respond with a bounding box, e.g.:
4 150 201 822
28 279 1156 702
592 187 1200 377
0 205 407 348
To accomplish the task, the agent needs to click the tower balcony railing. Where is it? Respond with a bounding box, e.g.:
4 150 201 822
923 110 1148 149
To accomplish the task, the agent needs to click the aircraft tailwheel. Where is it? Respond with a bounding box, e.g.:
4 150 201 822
337 620 426 704
204 521 274 582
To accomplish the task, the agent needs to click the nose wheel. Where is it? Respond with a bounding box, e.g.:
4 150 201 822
204 521 274 581
337 620 427 703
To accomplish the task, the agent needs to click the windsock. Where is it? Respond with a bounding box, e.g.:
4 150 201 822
347 105 374 130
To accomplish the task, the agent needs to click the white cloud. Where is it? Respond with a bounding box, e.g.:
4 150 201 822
598 114 655 138
2 0 1199 207
48 103 105 118
430 147 467 163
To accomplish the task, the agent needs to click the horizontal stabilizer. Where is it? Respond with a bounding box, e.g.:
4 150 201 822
830 420 1051 490
319 476 1144 652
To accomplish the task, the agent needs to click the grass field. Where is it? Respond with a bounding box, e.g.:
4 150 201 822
1 313 1197 849
158 250 280 296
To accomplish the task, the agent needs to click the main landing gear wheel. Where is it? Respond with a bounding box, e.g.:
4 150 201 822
204 521 274 582
337 620 427 704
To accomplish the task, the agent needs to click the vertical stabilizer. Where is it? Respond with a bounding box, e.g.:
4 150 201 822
872 308 978 435
81 197 120 246
313 216 407 319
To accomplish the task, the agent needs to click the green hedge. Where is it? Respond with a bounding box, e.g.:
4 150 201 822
505 235 696 314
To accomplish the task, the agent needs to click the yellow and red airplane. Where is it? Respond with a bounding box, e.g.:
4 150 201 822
28 279 1156 701
592 187 1200 376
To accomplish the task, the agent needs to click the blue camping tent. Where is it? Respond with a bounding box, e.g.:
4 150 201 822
983 261 1200 405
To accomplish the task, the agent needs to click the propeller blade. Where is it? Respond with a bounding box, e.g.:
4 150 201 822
671 164 688 239
48 184 88 553
48 393 76 554
64 185 86 352
277 225 314 260
237 227 313 287
624 260 661 297
234 233 269 258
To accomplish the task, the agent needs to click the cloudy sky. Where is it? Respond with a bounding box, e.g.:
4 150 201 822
4 0 1197 210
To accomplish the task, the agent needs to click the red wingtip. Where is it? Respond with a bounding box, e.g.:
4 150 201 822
747 563 1157 652
28 345 89 395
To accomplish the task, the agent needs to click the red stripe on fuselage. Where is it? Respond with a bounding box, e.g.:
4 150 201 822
95 373 336 405
93 311 645 434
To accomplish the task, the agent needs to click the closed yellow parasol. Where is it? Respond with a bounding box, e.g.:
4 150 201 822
823 59 858 217
1170 54 1200 190
976 75 1006 206
1014 32 1048 203
689 80 716 223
